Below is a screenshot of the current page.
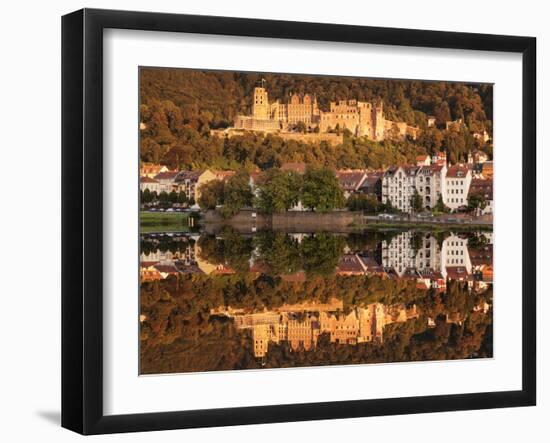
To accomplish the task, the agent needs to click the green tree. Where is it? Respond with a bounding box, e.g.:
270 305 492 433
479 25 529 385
220 170 253 218
346 194 379 213
434 194 449 213
467 193 487 214
255 169 302 213
177 191 188 205
198 180 224 210
435 101 451 127
158 191 169 203
141 188 153 204
301 168 345 212
411 189 423 213
168 190 179 204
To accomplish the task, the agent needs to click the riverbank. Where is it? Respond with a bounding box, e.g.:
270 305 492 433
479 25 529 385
202 209 493 234
140 211 190 233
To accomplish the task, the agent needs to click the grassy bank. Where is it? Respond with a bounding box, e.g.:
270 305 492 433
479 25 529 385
140 211 190 233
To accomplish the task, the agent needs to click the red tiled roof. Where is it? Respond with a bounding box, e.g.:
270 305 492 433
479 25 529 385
446 266 470 280
446 164 470 178
154 171 179 181
154 265 179 274
336 170 367 190
213 170 236 181
468 179 493 199
140 176 159 183
175 170 205 182
336 254 366 274
249 171 261 182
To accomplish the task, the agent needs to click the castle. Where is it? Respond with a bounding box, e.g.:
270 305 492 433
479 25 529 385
233 86 420 141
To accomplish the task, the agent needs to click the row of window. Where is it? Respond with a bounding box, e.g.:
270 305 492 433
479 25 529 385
447 197 465 204
447 258 465 265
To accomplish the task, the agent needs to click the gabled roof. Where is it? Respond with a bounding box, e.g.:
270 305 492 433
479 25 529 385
154 171 179 181
213 170 236 181
336 254 367 274
468 178 493 199
446 164 470 178
174 170 205 182
446 266 470 280
336 170 367 190
140 176 159 183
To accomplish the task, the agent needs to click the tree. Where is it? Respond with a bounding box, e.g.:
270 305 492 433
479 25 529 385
434 194 449 213
435 101 451 127
411 189 423 213
346 194 379 213
177 191 188 205
295 121 307 133
168 190 179 204
255 169 302 213
301 168 345 212
198 180 224 210
141 188 153 204
158 191 169 203
220 170 253 218
467 193 487 215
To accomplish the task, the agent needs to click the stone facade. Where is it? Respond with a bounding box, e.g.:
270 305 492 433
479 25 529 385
234 87 419 142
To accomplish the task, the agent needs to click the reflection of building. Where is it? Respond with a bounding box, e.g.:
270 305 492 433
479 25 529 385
211 299 419 358
381 232 476 284
140 241 201 281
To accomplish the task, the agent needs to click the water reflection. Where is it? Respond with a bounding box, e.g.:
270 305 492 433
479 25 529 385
139 230 493 374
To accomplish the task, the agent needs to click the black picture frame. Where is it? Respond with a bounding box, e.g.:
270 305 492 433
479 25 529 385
62 8 537 435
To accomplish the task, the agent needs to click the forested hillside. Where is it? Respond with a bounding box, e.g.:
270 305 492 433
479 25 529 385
139 68 493 170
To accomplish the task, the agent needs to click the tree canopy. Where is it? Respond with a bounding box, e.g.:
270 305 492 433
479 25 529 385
139 69 493 171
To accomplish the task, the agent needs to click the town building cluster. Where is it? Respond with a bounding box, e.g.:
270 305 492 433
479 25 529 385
379 151 492 213
229 86 420 141
141 148 493 215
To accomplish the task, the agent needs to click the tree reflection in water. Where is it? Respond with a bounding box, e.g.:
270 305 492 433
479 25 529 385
139 229 493 374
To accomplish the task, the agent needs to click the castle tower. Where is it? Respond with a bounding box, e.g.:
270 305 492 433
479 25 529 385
372 100 386 141
252 87 269 120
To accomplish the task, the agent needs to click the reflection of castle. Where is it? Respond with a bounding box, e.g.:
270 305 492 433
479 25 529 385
211 299 419 358
233 87 419 141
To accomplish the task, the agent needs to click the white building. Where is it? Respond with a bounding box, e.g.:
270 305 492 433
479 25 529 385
414 164 447 211
140 176 162 194
382 164 447 213
443 164 472 211
381 166 417 213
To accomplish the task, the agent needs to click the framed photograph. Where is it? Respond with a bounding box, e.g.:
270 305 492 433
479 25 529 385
62 8 536 435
